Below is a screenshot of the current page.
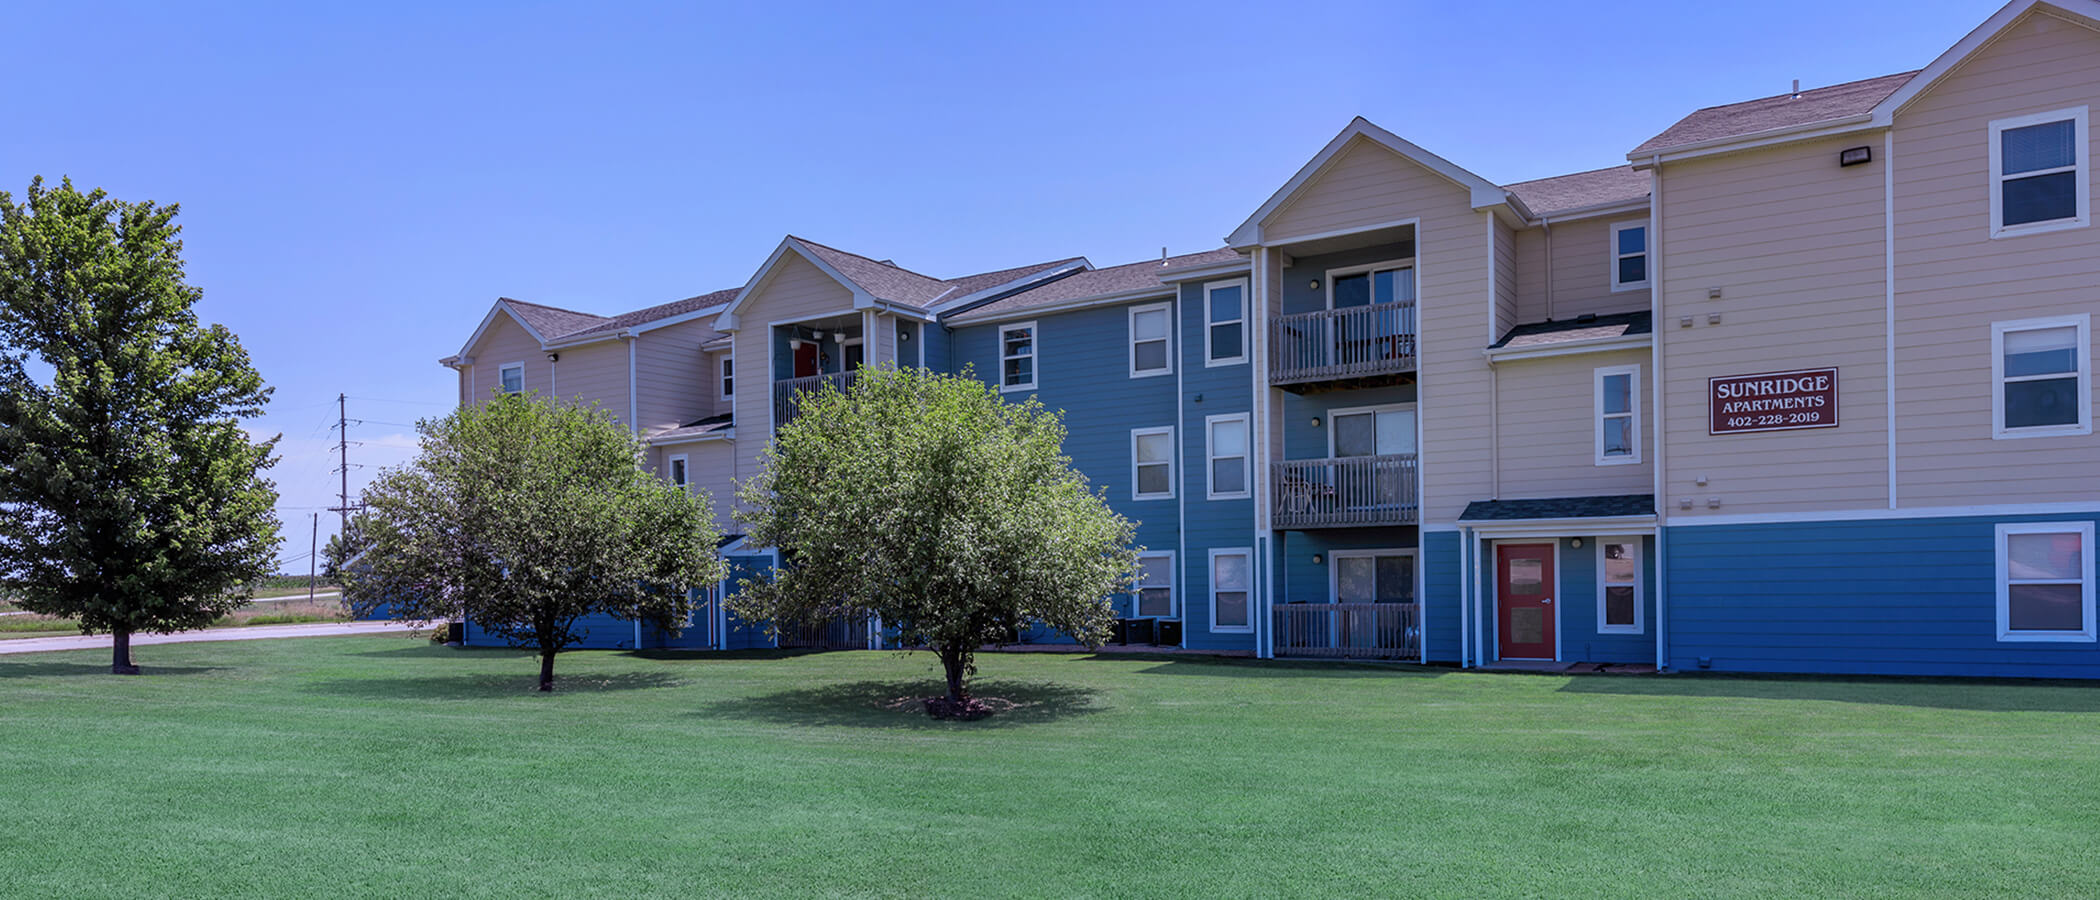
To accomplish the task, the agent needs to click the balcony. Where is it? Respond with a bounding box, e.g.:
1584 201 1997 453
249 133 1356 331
1270 454 1419 529
773 370 856 427
1269 303 1417 389
1273 602 1419 660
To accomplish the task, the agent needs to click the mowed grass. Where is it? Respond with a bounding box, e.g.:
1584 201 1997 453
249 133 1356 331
3 639 2099 898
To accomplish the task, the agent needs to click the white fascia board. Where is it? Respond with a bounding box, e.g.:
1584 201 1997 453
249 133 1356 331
455 300 549 360
647 430 735 447
1228 117 1513 247
627 303 732 336
718 237 877 330
1462 516 1659 538
1628 115 1879 167
1529 198 1652 226
1157 259 1252 284
944 286 1177 327
927 261 1093 316
1484 333 1652 363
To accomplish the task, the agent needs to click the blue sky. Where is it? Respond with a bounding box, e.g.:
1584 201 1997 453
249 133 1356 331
1 0 1998 569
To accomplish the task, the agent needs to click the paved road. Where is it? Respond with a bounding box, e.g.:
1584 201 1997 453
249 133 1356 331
0 620 424 656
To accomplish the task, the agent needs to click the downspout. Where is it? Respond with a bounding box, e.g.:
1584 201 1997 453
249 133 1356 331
1649 154 1669 672
1252 246 1275 659
1884 128 1897 509
625 336 639 435
1175 291 1188 648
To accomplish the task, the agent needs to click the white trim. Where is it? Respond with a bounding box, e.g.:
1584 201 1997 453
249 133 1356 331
1489 539 1562 662
647 429 734 448
1994 520 2096 642
766 308 861 328
1227 119 1516 247
1522 198 1651 225
1158 258 1251 284
1595 537 1644 635
1990 313 2091 439
1131 426 1176 501
1321 258 1417 310
925 259 1090 315
1483 332 1651 363
1133 550 1177 619
1672 502 2100 528
626 337 638 433
1594 364 1642 466
1629 115 1881 167
1465 517 1657 539
1886 127 1898 509
1202 279 1248 367
1874 1 2100 124
1609 220 1649 292
667 454 689 490
720 354 735 401
944 287 1176 327
454 300 551 361
997 320 1038 392
1204 412 1252 501
1988 105 2090 239
624 303 731 337
1208 547 1255 633
498 362 525 395
716 237 877 331
1128 301 1174 379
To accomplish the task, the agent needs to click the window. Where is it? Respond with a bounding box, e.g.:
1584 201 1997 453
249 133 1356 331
498 363 524 394
1205 413 1250 500
1131 426 1175 500
1130 303 1172 377
668 455 689 490
1327 261 1417 309
999 322 1036 391
1995 522 2094 642
1133 552 1176 618
1210 548 1253 632
1205 280 1245 366
1992 314 2090 438
1595 365 1641 465
1597 539 1643 634
1989 106 2089 238
1333 550 1414 605
1610 221 1648 291
720 357 734 400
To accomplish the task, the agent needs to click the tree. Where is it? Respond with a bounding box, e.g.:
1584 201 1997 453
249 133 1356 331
320 517 365 581
0 177 281 674
732 365 1134 717
344 392 724 691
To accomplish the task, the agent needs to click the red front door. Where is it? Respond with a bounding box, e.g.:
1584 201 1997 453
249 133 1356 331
1496 543 1555 660
792 342 820 378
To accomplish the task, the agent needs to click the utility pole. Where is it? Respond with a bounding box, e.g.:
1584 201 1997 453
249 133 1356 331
308 513 318 603
335 393 351 535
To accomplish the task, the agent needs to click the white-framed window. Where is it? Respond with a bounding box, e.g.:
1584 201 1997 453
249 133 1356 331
1133 551 1176 619
498 362 525 394
998 321 1037 392
1209 548 1253 633
1205 413 1251 500
1610 221 1648 291
1596 538 1643 634
1992 314 2090 438
1325 259 1417 309
720 356 734 400
1204 280 1246 366
1594 364 1641 465
668 454 689 490
1331 549 1415 605
1131 426 1175 500
1989 106 2089 239
1129 302 1172 378
1995 521 2094 642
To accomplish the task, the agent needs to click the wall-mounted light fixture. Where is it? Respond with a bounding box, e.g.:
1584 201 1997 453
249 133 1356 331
1310 416 1322 427
1311 553 1324 565
546 352 560 363
1309 279 1321 290
1570 538 1583 548
1839 146 1872 167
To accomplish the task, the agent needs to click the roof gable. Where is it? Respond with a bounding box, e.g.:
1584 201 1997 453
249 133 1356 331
1228 117 1519 247
1873 0 2100 122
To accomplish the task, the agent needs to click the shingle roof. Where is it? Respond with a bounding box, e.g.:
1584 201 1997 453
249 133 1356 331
502 299 612 340
1503 166 1650 217
789 236 956 308
561 288 740 339
646 413 734 444
1490 311 1652 350
496 286 738 346
947 248 1243 323
938 256 1088 301
1459 494 1656 521
1632 71 1917 156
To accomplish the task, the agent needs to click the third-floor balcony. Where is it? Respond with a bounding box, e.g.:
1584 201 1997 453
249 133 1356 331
1271 454 1419 529
1269 303 1417 389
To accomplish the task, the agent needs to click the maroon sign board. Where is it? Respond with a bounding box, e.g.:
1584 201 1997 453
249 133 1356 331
1709 368 1839 434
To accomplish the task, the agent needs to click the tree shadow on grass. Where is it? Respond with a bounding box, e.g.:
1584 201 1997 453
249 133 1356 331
0 660 224 678
1558 671 2100 713
696 678 1105 729
307 670 686 700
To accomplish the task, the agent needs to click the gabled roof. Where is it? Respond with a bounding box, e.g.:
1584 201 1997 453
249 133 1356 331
1459 494 1656 522
1872 0 2100 121
1490 312 1653 350
790 237 956 308
560 288 740 340
945 248 1242 324
1503 166 1650 218
448 290 736 364
647 413 735 445
716 234 1088 329
1228 117 1523 248
1630 71 1917 157
504 299 611 341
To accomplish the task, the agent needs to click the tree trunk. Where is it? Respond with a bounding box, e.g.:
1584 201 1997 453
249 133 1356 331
939 645 970 703
111 627 140 675
538 648 556 692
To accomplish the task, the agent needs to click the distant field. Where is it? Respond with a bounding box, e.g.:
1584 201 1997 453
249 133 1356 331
0 598 351 640
3 639 2098 897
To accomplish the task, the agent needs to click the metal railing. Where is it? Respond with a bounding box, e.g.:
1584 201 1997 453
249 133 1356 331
772 370 856 427
1273 602 1419 659
1270 454 1419 529
1269 303 1418 385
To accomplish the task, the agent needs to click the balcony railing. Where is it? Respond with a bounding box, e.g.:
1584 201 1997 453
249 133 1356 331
1269 303 1418 386
772 370 856 428
1274 602 1419 660
1271 454 1419 529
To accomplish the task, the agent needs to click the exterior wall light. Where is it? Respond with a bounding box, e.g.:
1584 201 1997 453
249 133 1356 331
1839 146 1872 167
1310 416 1322 427
1570 538 1583 548
1309 279 1321 290
1311 553 1324 564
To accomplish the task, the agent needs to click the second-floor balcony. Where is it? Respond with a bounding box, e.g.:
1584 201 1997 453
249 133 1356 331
1271 454 1419 529
773 370 856 428
1269 303 1417 389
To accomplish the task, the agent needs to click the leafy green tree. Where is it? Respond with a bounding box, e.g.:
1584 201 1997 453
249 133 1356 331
345 392 724 691
320 517 365 581
732 365 1134 715
0 177 281 674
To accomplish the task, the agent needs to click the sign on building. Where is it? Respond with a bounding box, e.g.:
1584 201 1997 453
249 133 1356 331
1709 368 1839 434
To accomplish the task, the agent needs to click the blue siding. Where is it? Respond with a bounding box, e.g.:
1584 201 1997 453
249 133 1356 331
1665 512 2100 678
1276 241 1415 316
1178 279 1257 652
1552 536 1656 665
1423 530 1461 663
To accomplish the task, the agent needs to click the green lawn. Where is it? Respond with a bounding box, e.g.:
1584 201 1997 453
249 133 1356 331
4 639 2099 898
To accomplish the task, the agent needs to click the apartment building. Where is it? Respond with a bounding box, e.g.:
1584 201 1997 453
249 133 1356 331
440 0 2099 677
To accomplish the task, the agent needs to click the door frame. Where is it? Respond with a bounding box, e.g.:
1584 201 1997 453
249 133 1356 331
1490 538 1562 662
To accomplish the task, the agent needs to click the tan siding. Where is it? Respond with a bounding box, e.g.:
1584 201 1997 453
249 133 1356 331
731 252 856 512
1267 138 1472 243
465 314 547 406
1492 219 1518 339
1417 208 1499 525
550 338 630 427
634 319 717 433
1659 134 1891 518
1891 10 2100 508
1513 226 1549 324
652 441 738 533
1516 214 1654 327
1493 349 1653 499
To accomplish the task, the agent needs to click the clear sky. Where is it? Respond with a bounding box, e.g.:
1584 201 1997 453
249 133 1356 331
1 0 2000 570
